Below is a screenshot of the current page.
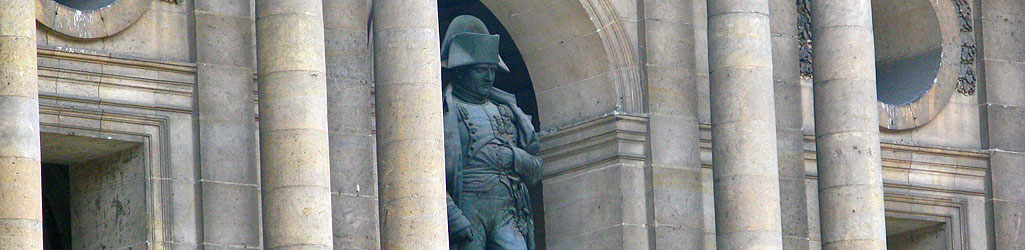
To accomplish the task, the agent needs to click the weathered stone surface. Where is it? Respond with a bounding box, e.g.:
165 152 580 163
988 150 1025 249
769 0 809 248
707 0 783 248
373 0 448 249
539 114 650 249
0 0 41 249
200 182 261 246
195 0 260 247
332 194 380 249
322 0 379 248
643 0 704 248
71 149 147 250
979 2 1025 248
256 0 333 249
810 0 886 249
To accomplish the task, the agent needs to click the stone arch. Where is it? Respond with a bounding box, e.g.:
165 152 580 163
438 2 641 248
478 0 640 130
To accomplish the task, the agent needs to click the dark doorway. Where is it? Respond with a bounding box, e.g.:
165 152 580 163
42 163 72 250
439 1 546 248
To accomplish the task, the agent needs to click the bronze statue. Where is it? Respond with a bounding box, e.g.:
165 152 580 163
442 15 543 250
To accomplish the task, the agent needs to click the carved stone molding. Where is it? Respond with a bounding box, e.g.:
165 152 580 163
36 0 152 39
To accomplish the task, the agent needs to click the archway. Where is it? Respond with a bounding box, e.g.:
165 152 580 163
437 0 640 248
442 0 641 130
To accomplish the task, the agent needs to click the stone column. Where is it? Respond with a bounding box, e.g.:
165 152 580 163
255 0 333 249
642 0 704 247
195 0 260 248
769 0 809 249
0 0 42 249
810 0 886 249
978 0 1025 248
706 0 783 248
323 0 380 248
372 0 449 249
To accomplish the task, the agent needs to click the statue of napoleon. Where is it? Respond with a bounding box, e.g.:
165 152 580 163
442 15 543 250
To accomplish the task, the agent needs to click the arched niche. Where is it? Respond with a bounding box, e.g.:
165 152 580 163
459 0 642 130
438 0 639 248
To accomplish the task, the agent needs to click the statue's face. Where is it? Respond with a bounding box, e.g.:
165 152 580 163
455 64 498 97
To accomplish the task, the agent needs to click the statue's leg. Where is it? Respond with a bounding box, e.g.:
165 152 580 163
456 228 487 250
485 214 527 250
455 198 488 250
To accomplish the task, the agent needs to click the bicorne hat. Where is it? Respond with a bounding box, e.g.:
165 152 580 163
441 15 509 72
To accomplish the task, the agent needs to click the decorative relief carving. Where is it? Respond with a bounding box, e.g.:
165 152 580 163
797 0 813 79
954 0 976 96
798 0 977 96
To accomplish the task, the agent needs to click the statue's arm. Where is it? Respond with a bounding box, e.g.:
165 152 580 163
511 146 543 186
442 108 472 237
447 194 471 233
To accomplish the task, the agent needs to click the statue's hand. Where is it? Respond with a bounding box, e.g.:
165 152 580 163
525 141 540 155
453 227 475 243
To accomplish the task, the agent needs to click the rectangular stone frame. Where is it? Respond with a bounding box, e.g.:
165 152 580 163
36 47 198 250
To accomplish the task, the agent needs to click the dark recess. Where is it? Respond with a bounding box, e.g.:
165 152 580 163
42 163 72 250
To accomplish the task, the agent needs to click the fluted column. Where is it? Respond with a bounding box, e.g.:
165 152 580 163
810 0 886 249
769 0 809 249
195 0 261 248
642 0 705 247
255 0 333 249
0 0 42 249
978 0 1025 248
706 0 783 248
372 0 449 249
323 0 380 248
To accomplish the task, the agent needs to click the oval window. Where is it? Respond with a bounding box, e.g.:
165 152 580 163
872 0 962 130
37 0 152 39
55 0 117 11
873 0 942 106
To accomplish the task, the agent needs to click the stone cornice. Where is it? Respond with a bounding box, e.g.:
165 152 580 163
38 47 197 74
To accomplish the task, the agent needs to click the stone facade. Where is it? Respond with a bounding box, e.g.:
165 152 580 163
0 0 1021 249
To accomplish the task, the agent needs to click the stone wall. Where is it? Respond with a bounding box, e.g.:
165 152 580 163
71 147 147 250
